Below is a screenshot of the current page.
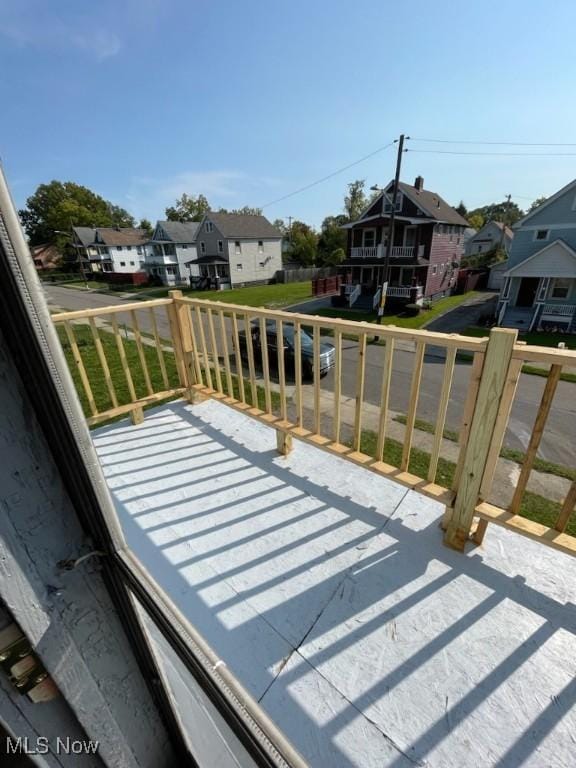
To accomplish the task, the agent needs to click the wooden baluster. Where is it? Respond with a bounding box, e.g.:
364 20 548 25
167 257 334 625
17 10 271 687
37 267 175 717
218 310 234 398
130 310 153 396
88 318 118 408
111 315 137 403
376 337 395 463
195 306 213 390
509 364 563 516
400 341 426 472
165 302 188 388
451 351 484 491
313 325 321 434
244 312 258 408
428 347 456 483
556 480 576 533
207 308 223 394
352 333 367 453
276 319 287 422
231 312 245 403
333 329 342 444
63 321 98 417
259 316 272 414
148 308 169 390
293 320 303 428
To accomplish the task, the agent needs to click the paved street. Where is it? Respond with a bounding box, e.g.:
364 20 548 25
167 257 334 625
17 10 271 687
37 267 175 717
45 285 576 465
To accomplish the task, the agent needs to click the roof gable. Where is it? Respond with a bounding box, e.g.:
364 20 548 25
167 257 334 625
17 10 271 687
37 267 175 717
505 239 576 277
96 228 148 246
356 180 468 226
204 212 282 239
152 220 200 243
516 178 576 227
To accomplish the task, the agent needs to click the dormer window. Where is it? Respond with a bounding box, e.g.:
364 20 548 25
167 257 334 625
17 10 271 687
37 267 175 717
384 192 402 213
534 229 549 242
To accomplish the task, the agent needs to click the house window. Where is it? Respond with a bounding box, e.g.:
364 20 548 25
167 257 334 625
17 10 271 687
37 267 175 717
182 244 188 249
259 261 265 268
205 222 213 233
127 245 132 251
166 266 176 275
431 265 437 275
550 278 571 299
235 241 241 254
534 229 549 241
200 242 206 254
236 263 243 271
119 261 126 266
117 246 123 251
363 229 376 248
258 240 264 253
137 246 142 255
384 193 402 213
218 240 223 253
102 263 113 272
130 261 135 266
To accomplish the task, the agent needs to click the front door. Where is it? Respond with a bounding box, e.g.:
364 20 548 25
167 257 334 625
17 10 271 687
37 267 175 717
516 277 540 307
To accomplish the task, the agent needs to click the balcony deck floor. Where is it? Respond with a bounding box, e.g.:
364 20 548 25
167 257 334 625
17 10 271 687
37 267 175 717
93 400 576 768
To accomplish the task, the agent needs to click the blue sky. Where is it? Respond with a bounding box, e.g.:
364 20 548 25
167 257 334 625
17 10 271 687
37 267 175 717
2 0 576 227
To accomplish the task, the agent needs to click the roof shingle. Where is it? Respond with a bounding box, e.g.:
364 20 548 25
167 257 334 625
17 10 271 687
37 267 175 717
204 212 282 239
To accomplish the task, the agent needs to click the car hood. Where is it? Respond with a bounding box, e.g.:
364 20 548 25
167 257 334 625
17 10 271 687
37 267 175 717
302 342 335 358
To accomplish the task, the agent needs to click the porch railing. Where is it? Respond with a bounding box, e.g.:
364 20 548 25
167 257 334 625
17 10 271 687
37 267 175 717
350 246 379 259
52 291 576 558
390 246 415 258
541 304 575 317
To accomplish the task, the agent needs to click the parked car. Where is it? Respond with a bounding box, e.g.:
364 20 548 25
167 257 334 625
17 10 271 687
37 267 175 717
239 320 335 379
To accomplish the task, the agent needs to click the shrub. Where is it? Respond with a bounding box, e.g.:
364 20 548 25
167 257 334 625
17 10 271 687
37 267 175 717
404 303 421 316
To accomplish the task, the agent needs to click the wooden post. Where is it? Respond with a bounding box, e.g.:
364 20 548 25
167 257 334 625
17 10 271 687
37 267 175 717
130 406 144 425
276 429 293 456
167 290 198 403
445 328 518 551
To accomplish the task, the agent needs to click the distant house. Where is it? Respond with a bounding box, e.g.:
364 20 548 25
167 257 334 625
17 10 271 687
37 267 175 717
497 180 576 332
72 227 148 274
30 243 61 270
186 212 283 287
339 176 469 307
144 221 200 286
465 221 514 257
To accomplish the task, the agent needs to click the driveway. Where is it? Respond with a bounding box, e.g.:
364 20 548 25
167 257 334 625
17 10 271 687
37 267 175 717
424 291 498 333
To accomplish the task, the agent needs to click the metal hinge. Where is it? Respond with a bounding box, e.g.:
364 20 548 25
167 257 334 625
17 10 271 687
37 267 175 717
0 623 59 702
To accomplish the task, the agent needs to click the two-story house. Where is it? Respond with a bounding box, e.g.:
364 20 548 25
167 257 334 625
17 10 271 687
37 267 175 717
339 176 469 307
465 220 514 257
186 212 283 287
497 179 576 333
72 226 148 274
144 221 200 286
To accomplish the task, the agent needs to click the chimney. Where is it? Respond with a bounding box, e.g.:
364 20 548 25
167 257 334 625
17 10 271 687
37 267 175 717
414 176 424 191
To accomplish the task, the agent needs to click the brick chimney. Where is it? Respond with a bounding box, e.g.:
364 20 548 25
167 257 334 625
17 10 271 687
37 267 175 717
414 176 424 191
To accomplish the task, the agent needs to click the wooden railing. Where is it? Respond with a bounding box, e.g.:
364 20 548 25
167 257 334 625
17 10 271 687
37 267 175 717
52 291 576 557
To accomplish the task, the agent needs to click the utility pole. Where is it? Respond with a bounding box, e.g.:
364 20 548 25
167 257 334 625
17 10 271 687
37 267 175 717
498 194 512 253
287 216 293 244
377 133 407 324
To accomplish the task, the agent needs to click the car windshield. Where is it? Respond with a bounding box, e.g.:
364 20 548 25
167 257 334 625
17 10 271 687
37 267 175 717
264 321 314 351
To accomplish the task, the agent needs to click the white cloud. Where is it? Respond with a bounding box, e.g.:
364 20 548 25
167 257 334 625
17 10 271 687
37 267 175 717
126 170 277 221
0 1 122 60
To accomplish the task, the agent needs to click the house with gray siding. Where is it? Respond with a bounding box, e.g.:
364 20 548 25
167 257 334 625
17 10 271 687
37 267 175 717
465 220 513 257
497 179 576 332
187 212 283 287
144 220 200 285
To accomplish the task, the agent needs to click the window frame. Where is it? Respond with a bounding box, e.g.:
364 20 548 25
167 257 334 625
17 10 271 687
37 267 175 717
549 277 572 300
200 242 206 255
218 240 224 254
533 229 550 242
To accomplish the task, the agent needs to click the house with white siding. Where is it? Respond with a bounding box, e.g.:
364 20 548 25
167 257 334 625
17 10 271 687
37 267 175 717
72 226 148 274
186 212 283 287
144 221 200 285
497 179 576 332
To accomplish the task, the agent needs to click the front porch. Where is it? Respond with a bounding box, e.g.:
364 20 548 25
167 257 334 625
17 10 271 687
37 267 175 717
92 398 576 768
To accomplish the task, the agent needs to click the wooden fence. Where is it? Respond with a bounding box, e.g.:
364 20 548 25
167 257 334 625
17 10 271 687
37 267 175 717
51 291 576 557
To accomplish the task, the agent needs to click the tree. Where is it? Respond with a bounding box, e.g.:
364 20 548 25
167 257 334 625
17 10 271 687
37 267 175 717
456 201 468 217
467 213 484 231
218 205 263 216
527 196 548 213
287 220 318 266
344 180 369 221
272 218 287 235
138 218 153 236
165 193 210 222
323 247 346 266
19 180 135 246
317 214 347 265
466 200 523 228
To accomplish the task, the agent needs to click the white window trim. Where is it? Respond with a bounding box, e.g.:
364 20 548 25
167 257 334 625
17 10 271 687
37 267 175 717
236 263 243 271
549 277 572 300
362 228 377 248
218 240 223 253
200 241 206 254
532 229 550 242
235 241 241 255
431 265 437 276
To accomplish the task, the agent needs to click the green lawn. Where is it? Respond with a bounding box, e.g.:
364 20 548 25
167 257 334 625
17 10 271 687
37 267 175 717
120 281 312 309
58 324 279 423
355 428 575 537
315 291 479 331
463 325 576 349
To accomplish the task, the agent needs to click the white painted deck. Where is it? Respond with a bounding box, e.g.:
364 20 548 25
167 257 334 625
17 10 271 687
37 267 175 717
93 400 576 768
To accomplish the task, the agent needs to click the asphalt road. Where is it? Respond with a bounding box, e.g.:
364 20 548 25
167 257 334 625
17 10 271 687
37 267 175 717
45 285 576 464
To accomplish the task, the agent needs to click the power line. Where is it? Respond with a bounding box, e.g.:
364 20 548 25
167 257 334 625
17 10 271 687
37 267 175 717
407 149 576 157
410 137 576 147
260 141 396 209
